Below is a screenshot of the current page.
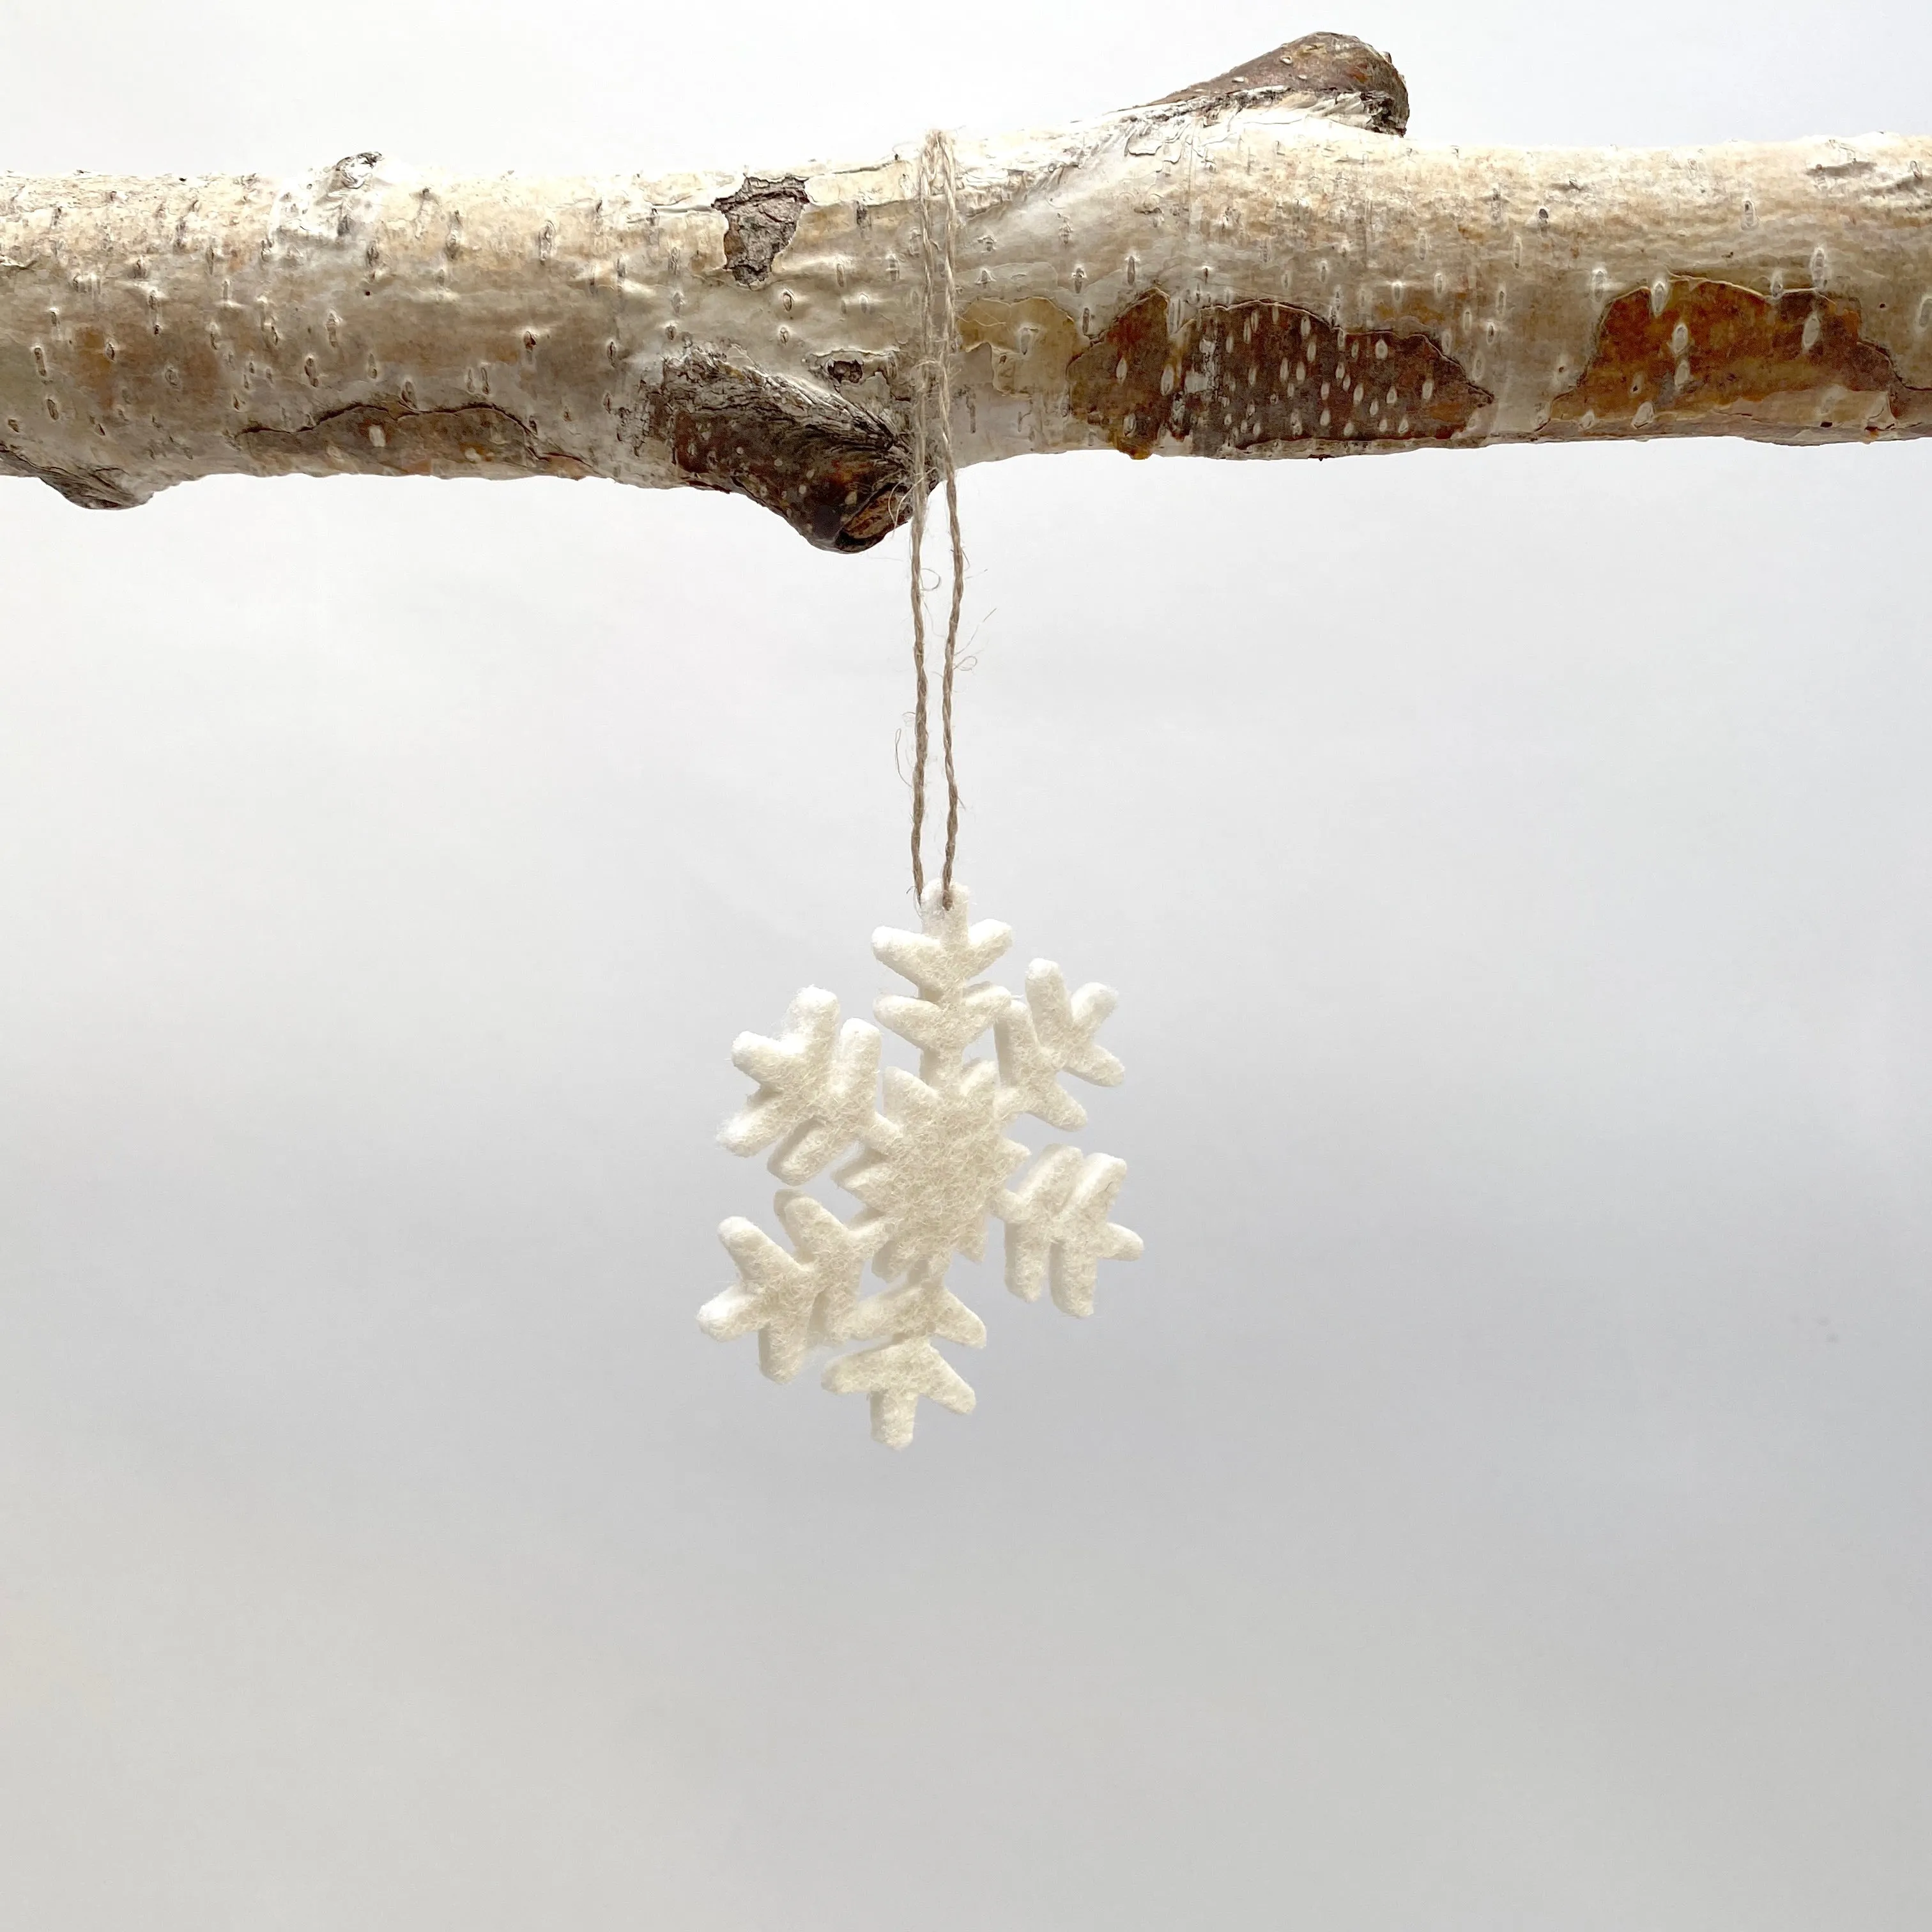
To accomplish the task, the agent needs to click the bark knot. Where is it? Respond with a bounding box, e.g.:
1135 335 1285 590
326 153 382 193
640 348 908 551
1150 31 1409 135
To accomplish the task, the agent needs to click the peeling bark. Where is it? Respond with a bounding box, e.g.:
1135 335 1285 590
712 176 811 288
236 398 592 481
3 32 1929 549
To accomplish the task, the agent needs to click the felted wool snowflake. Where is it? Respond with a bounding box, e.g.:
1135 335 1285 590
699 884 1142 1447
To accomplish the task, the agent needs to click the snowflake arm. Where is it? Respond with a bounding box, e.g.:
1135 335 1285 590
993 1000 1086 1131
998 1147 1142 1317
994 962 1126 1130
873 884 1016 1082
871 887 1012 1000
877 981 1011 1064
698 1193 883 1381
838 1268 988 1350
718 988 883 1183
822 1338 977 1449
1023 962 1125 1088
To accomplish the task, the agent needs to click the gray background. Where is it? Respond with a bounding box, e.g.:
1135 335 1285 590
2 3 1929 1926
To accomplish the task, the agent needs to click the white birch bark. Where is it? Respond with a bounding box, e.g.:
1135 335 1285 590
3 34 1928 550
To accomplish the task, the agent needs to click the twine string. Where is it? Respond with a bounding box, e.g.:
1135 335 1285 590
907 130 965 909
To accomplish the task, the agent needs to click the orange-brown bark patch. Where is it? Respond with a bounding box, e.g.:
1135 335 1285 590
956 298 1085 399
1067 291 1491 459
1545 278 1932 438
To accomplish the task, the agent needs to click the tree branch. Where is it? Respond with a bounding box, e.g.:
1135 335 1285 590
3 32 1928 549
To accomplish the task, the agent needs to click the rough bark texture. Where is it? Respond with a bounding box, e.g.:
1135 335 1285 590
3 34 1929 549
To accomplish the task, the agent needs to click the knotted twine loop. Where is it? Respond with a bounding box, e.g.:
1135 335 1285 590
907 128 966 910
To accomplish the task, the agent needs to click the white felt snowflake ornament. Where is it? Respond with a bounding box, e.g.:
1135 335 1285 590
699 885 1142 1446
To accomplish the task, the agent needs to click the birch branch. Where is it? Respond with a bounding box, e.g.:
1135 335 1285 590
3 32 1928 550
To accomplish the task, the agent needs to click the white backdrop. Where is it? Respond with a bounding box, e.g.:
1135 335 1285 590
2 4 1929 1927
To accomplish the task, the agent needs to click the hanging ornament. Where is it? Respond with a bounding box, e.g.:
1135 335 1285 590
700 889 1141 1446
696 133 1142 1446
